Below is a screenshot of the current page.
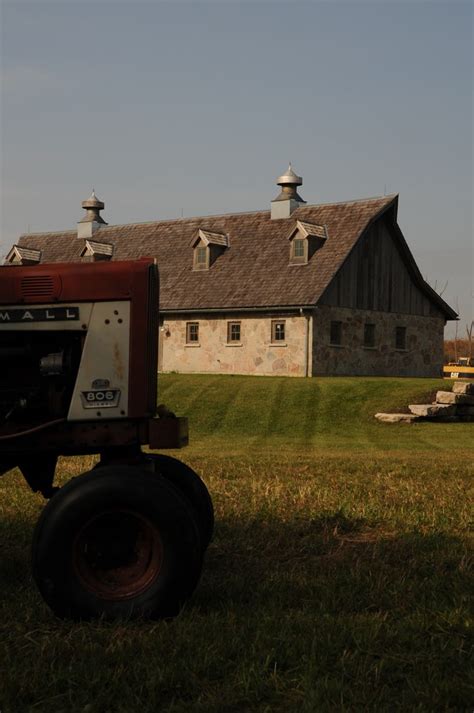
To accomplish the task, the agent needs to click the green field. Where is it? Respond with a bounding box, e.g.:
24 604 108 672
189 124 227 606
1 376 473 711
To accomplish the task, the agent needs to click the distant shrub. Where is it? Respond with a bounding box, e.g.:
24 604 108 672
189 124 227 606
444 338 470 363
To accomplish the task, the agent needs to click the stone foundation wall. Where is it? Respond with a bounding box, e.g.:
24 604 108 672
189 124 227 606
160 313 309 376
312 306 445 377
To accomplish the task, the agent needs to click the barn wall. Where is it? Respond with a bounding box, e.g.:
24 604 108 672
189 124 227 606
160 313 310 376
312 305 445 377
320 217 444 317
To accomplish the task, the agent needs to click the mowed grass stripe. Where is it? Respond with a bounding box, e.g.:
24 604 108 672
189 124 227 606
159 374 473 453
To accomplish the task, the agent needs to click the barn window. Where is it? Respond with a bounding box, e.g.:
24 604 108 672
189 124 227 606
293 239 305 258
186 322 199 344
194 245 209 270
330 321 342 346
272 320 286 343
364 323 375 348
395 326 407 350
290 238 308 264
227 321 241 343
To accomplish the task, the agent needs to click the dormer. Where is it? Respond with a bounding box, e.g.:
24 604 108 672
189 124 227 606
4 245 41 266
80 239 114 262
190 229 229 271
288 221 328 265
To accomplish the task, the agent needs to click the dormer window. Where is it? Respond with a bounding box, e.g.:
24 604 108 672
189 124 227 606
288 220 328 265
196 246 207 265
80 240 114 262
292 239 305 259
4 245 41 266
191 229 229 271
194 244 209 270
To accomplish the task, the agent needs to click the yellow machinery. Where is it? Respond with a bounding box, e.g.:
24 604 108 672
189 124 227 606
443 357 474 379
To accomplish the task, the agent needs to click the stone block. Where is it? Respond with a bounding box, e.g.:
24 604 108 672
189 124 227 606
455 404 474 416
428 416 460 422
436 391 474 405
452 381 474 395
408 403 456 417
375 413 422 423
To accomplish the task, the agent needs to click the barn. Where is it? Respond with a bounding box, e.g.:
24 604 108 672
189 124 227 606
5 167 456 377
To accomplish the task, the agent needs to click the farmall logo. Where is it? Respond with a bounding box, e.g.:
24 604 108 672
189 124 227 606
0 307 79 323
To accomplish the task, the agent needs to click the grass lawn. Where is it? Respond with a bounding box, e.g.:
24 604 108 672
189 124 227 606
1 375 472 711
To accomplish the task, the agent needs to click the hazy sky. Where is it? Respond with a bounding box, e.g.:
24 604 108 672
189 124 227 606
1 0 472 335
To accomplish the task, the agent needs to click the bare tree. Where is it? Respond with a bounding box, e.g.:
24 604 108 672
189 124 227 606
426 277 449 297
454 298 460 363
466 321 474 360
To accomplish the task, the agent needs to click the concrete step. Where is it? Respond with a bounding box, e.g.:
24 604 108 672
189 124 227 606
375 413 423 423
452 381 474 395
436 391 474 405
455 404 474 416
408 403 456 417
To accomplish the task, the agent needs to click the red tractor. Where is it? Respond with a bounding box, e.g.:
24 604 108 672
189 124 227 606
0 258 213 619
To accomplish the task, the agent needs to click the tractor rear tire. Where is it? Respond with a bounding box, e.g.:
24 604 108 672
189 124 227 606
145 455 214 548
32 465 202 620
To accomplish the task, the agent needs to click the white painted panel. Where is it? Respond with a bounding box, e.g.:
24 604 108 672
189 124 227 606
68 301 131 421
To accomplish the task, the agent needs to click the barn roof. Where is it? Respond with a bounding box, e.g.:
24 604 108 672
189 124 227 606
15 194 456 318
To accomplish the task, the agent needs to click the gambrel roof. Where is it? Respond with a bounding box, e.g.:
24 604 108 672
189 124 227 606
15 194 456 318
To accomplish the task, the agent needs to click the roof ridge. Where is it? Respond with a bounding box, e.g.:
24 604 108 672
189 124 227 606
303 193 397 209
17 194 398 240
17 209 270 238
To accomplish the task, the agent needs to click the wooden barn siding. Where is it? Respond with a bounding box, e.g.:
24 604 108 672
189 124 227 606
320 218 441 317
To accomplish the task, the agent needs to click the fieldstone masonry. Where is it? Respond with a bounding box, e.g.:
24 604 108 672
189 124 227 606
160 313 309 376
313 305 445 377
160 307 446 378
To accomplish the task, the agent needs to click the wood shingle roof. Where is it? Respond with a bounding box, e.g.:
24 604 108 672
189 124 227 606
16 194 410 311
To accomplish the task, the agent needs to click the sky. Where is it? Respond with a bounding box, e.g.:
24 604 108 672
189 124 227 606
1 0 472 336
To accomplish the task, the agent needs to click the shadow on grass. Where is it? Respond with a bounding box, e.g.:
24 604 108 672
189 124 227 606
198 512 471 617
0 512 471 711
0 511 469 618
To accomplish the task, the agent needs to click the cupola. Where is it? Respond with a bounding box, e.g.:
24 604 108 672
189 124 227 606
271 164 306 219
77 190 108 239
